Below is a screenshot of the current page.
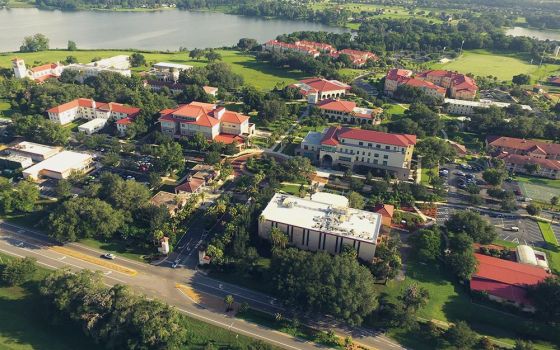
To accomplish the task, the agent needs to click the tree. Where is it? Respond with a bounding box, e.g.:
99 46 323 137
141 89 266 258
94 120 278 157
1 257 37 286
482 168 507 187
237 38 258 51
224 294 234 311
205 151 221 165
512 74 531 85
445 321 478 349
529 277 560 321
153 141 185 174
55 179 72 198
347 191 365 209
446 211 496 244
67 40 77 51
523 163 540 175
12 180 39 213
447 249 477 280
399 283 429 312
551 196 559 207
514 339 536 350
416 137 457 168
270 227 288 249
20 33 49 52
129 52 146 67
189 48 205 60
370 236 402 280
204 50 222 62
98 173 151 211
410 228 441 262
525 203 541 216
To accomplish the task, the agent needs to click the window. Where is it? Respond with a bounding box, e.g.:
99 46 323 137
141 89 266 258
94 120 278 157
383 155 388 159
304 145 308 150
376 144 380 149
368 143 372 147
383 161 388 166
374 153 379 158
359 142 363 146
374 159 378 164
385 145 390 150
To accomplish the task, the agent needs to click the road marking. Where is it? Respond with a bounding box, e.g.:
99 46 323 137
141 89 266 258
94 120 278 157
176 283 201 304
58 256 66 261
192 281 283 310
50 246 137 276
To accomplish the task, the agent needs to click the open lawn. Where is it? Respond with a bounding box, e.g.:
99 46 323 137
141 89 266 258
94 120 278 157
379 254 558 349
420 166 437 186
0 100 14 118
538 221 559 246
431 50 560 82
79 238 150 263
515 175 560 190
0 49 307 90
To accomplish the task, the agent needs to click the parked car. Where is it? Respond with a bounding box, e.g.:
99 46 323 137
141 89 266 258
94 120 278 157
456 171 466 177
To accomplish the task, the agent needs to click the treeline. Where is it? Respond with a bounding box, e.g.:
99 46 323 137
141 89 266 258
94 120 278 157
525 14 560 30
35 0 176 10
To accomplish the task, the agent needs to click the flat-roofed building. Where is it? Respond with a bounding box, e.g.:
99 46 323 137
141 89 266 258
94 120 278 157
23 151 93 180
0 154 33 170
151 62 193 82
7 141 61 162
63 55 131 82
444 98 532 116
259 193 382 261
78 118 108 135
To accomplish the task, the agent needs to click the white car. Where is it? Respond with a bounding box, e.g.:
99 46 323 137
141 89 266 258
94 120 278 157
102 253 115 260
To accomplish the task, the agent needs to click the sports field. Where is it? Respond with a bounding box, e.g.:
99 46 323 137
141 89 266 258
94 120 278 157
0 49 306 90
431 50 560 81
518 181 560 203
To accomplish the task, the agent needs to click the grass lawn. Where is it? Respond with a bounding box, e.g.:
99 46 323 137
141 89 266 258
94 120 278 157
0 49 307 90
279 183 306 196
420 166 437 186
537 221 559 246
79 238 150 263
383 103 407 116
431 49 560 82
379 255 559 348
0 99 14 118
514 175 560 190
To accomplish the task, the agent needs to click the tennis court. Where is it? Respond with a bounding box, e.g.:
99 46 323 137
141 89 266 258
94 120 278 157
518 181 560 202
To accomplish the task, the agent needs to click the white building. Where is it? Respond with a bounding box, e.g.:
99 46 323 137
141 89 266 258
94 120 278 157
7 141 61 162
258 193 382 262
0 154 33 170
151 62 192 82
11 58 63 82
63 55 131 82
516 245 549 271
444 98 532 116
291 78 351 104
23 151 93 180
298 126 417 180
47 98 140 126
78 118 108 135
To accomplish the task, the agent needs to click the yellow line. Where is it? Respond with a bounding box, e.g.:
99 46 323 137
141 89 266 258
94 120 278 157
176 283 201 303
50 246 137 276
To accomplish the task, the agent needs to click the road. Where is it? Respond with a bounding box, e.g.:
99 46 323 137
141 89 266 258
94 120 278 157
0 221 405 350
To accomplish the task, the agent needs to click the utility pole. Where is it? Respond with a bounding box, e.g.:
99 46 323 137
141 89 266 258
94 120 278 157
459 40 465 56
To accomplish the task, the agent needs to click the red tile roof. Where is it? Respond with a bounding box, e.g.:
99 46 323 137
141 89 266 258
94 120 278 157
30 63 59 73
487 136 560 157
175 178 204 193
373 203 394 218
316 99 356 113
471 253 549 305
220 111 249 124
214 133 244 144
299 78 351 93
320 126 416 147
386 68 413 81
47 98 140 116
497 153 560 171
158 102 249 128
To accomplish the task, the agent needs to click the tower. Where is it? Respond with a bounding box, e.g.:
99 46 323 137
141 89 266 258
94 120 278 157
11 58 28 79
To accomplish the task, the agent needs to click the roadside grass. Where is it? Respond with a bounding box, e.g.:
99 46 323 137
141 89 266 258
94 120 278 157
208 258 272 295
79 237 150 263
378 255 559 349
0 253 99 350
430 49 560 82
2 200 56 231
0 49 307 90
537 220 559 246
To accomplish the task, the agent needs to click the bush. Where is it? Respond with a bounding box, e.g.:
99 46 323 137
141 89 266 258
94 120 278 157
0 257 37 286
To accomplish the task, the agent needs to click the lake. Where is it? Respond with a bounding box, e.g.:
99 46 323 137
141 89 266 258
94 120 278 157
505 27 560 42
0 8 346 52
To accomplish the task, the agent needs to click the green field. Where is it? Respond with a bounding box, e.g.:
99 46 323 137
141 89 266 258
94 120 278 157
380 255 557 349
516 177 560 203
537 221 559 246
431 50 560 81
0 49 307 90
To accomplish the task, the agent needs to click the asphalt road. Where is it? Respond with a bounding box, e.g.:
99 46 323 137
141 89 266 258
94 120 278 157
0 221 405 350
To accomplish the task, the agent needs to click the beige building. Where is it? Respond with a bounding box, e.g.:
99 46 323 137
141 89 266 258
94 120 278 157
7 141 61 162
258 193 382 262
23 151 93 180
299 126 416 180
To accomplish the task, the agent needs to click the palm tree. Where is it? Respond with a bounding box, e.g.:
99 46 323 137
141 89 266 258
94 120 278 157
270 227 288 249
224 294 234 312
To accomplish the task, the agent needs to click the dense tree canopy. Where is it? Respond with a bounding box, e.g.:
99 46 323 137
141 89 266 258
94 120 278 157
445 210 497 244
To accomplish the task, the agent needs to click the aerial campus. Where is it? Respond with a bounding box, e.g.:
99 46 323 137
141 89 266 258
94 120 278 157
0 1 560 350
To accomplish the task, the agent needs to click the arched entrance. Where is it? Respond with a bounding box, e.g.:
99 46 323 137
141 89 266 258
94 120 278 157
322 154 333 168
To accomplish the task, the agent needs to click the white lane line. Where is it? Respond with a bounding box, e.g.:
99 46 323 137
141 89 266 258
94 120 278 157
192 281 283 310
58 256 66 261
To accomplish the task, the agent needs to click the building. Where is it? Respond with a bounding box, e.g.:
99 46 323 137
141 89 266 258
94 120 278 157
159 102 254 142
299 126 416 180
151 62 193 82
23 151 93 180
444 98 532 116
203 86 219 97
149 191 189 217
143 80 185 95
258 193 382 261
548 76 560 86
316 99 382 125
262 40 336 58
175 177 205 194
497 153 560 179
446 140 468 157
291 78 351 104
470 253 550 312
417 70 478 100
7 141 61 162
78 118 108 135
330 49 378 67
383 69 446 101
516 245 549 271
384 69 477 101
0 153 33 170
373 203 394 229
47 98 141 126
487 136 560 160
63 55 131 82
11 58 63 82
